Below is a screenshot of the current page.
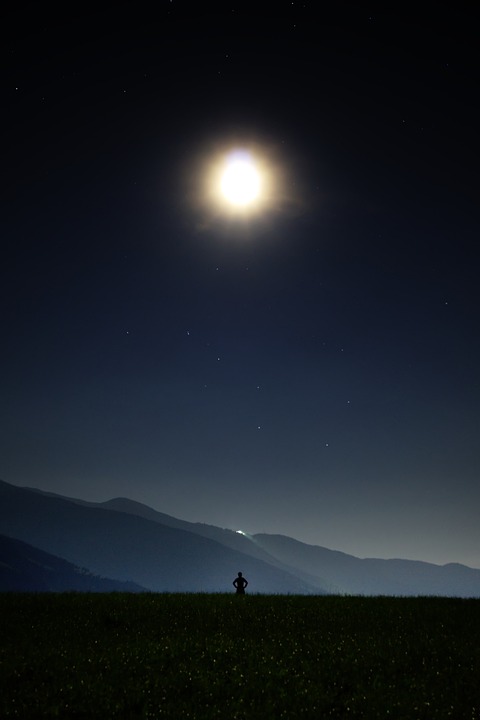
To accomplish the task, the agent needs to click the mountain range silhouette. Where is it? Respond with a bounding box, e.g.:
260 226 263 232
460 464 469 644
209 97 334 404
1 479 479 596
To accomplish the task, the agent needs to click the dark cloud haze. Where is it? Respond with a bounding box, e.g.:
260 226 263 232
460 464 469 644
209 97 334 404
2 3 479 567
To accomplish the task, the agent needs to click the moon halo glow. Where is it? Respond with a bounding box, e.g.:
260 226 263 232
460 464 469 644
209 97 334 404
220 151 261 207
203 145 272 217
191 139 292 226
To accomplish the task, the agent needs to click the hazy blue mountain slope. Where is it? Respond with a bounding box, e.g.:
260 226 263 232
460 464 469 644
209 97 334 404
28 492 284 565
24 490 330 592
0 480 317 593
0 534 145 592
102 498 276 563
253 534 480 597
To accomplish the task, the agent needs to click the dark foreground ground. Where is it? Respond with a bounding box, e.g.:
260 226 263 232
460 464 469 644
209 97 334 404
0 593 479 719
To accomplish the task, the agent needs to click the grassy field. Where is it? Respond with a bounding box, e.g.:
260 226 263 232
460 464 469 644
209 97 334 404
0 593 479 719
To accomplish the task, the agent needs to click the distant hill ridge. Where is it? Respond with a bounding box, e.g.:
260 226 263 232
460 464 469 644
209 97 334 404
0 479 479 596
0 533 145 592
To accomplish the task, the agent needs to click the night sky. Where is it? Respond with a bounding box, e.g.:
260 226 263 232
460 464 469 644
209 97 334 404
2 3 479 568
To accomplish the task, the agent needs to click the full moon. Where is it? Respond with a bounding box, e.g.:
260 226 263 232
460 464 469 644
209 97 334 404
220 151 261 207
197 140 285 221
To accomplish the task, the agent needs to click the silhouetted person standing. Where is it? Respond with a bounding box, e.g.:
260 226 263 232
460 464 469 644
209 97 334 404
233 571 248 594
